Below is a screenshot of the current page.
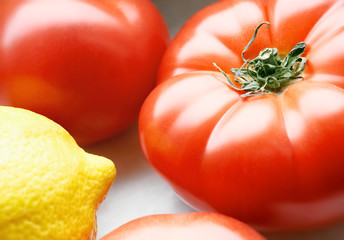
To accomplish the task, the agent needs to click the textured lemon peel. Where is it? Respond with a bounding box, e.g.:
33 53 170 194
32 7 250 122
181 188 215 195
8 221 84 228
0 106 116 240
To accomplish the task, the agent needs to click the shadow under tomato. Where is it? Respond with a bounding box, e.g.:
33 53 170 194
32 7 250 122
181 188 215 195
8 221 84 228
263 221 344 240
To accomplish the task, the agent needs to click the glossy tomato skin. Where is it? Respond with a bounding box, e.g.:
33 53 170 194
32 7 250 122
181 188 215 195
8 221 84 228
100 212 266 240
0 0 169 145
139 0 344 231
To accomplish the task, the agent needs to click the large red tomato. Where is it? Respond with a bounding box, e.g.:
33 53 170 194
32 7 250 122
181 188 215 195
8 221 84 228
100 212 265 240
0 0 169 145
139 0 344 231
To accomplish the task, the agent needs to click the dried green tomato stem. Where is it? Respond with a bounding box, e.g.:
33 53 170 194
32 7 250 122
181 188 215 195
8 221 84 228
214 22 307 97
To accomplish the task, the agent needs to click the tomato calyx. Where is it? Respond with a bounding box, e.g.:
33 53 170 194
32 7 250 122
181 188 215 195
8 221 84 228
214 22 307 97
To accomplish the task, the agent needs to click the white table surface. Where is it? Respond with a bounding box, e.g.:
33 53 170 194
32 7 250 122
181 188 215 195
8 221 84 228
87 0 344 239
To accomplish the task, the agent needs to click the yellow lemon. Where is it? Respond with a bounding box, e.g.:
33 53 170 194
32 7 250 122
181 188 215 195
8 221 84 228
0 106 116 240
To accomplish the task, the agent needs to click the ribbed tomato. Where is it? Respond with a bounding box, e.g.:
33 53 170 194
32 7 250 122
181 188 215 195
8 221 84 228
139 0 344 231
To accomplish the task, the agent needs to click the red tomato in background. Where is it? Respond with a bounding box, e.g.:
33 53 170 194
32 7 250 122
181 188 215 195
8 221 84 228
139 0 344 231
0 0 169 146
100 212 266 240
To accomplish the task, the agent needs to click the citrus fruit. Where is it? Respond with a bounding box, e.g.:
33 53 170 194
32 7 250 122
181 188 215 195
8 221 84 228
0 106 116 240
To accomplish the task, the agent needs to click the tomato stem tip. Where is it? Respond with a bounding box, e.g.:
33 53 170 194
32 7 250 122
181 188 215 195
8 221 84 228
214 22 307 97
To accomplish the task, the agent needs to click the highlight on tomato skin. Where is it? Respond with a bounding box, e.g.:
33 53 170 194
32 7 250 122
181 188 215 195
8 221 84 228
0 0 169 146
99 212 266 240
139 0 344 232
